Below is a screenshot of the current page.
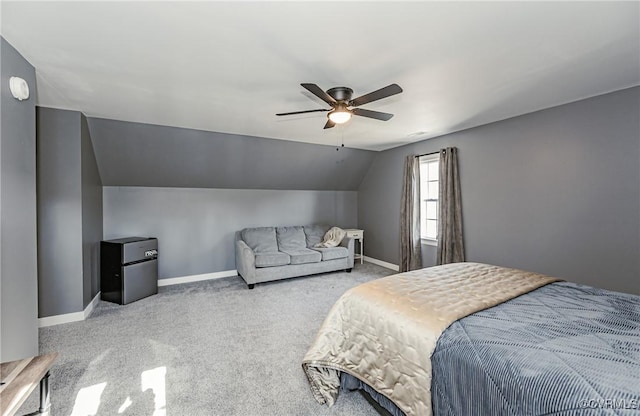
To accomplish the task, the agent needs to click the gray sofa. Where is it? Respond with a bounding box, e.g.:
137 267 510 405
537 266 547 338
235 225 354 289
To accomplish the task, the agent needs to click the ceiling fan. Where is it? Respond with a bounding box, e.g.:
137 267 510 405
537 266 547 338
276 83 403 129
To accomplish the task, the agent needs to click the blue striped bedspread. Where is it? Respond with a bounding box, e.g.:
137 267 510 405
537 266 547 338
431 281 640 415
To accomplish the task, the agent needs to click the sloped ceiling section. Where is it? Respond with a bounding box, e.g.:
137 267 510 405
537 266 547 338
87 117 376 191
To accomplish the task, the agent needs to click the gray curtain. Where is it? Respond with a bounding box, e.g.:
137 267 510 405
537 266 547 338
400 155 422 272
437 147 465 265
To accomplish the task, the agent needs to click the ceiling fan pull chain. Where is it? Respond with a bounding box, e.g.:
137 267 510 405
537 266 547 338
336 125 345 151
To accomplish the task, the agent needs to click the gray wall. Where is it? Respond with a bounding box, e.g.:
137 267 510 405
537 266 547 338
0 37 39 361
37 108 84 316
103 187 357 278
91 116 368 282
87 117 376 191
37 107 102 317
359 87 640 295
81 114 103 306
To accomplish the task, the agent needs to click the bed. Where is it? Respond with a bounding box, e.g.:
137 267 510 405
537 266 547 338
302 262 640 415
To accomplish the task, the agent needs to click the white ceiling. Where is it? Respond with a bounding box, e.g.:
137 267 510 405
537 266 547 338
1 1 638 151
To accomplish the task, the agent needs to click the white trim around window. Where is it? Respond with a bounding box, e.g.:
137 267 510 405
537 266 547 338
419 153 440 242
421 238 437 247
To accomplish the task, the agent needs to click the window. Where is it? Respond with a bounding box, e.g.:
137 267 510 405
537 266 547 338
420 155 439 242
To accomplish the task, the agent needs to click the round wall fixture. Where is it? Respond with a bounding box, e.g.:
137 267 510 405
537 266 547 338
9 76 30 101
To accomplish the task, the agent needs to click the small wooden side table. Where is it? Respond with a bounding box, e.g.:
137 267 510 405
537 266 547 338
344 229 364 265
0 352 58 416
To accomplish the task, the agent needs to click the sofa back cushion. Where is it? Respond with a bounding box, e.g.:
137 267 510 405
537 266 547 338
276 226 306 251
304 224 331 248
241 227 278 253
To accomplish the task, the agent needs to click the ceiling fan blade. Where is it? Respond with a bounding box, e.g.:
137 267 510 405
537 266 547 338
349 84 403 107
352 108 394 121
276 109 329 116
323 119 336 129
301 83 337 106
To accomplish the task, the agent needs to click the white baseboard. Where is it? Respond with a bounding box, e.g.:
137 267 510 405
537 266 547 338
363 256 400 271
84 291 101 319
39 291 101 328
158 269 237 287
38 271 238 327
38 311 84 328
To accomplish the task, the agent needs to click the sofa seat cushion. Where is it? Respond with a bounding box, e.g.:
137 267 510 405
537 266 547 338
242 227 278 253
255 251 290 268
312 246 349 261
281 248 322 265
276 226 307 251
304 224 331 248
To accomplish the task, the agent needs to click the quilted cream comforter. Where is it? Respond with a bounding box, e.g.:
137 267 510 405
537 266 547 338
302 262 560 416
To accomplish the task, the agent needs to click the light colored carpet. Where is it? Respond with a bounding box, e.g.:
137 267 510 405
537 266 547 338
24 263 395 416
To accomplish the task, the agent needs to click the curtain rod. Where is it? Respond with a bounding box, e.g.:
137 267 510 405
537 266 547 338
415 151 440 158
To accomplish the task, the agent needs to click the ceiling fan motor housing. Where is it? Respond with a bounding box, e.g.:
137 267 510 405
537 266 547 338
327 87 353 102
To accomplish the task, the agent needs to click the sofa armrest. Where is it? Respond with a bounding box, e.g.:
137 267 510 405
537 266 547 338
235 239 256 285
340 236 355 268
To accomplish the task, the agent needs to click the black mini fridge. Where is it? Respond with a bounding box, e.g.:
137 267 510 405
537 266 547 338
101 237 158 305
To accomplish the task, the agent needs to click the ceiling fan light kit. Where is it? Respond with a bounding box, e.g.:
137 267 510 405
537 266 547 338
328 104 352 124
277 83 402 129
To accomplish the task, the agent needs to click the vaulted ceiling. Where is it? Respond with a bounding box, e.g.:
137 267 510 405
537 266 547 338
2 1 638 151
